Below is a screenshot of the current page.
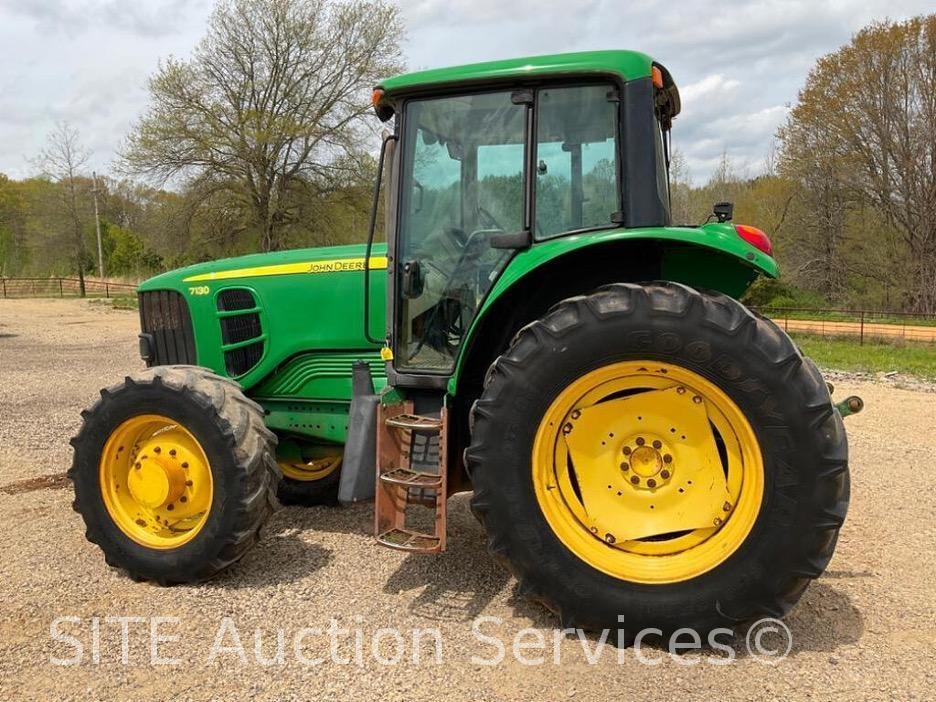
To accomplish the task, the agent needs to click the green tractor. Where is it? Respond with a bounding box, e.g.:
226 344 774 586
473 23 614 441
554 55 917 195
70 50 860 636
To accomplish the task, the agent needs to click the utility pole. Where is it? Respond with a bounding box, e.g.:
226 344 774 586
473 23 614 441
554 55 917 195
92 171 104 279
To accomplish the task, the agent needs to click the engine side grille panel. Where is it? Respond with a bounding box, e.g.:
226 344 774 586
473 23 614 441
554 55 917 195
220 313 262 345
138 290 196 366
217 287 264 377
217 288 257 311
225 341 265 377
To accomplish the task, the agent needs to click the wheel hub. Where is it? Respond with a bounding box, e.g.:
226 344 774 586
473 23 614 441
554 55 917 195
533 360 765 584
99 415 214 549
128 453 187 509
622 435 675 489
563 385 732 543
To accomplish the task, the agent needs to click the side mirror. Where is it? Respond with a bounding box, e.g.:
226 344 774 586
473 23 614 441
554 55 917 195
713 201 734 223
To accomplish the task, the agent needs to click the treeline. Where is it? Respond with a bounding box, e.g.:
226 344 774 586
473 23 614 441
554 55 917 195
0 167 376 281
670 152 914 311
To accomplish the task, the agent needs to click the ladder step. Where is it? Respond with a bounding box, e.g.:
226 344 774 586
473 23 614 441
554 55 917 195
376 528 442 553
385 413 442 431
379 468 443 488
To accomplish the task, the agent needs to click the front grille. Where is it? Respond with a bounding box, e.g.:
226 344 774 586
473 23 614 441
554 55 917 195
139 290 196 366
217 287 264 377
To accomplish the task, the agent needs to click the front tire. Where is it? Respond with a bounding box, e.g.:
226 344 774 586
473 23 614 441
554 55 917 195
69 365 281 584
467 283 849 635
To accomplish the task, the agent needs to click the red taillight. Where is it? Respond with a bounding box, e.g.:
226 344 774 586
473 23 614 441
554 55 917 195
734 224 773 256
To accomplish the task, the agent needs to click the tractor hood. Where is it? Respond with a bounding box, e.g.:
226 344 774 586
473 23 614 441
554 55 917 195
138 242 387 292
137 243 388 389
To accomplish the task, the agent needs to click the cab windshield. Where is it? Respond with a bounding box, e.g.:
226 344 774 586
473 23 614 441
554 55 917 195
396 85 620 372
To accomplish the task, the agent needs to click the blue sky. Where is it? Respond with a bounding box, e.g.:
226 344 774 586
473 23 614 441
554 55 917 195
0 0 933 182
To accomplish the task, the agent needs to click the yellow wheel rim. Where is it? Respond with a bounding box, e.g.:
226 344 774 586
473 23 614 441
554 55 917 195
532 361 764 584
278 456 341 482
99 415 214 549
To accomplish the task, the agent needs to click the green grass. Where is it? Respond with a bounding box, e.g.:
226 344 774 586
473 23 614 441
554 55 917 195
86 295 139 311
110 295 139 311
791 333 936 381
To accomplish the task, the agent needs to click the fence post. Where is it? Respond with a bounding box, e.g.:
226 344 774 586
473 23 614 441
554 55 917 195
1 278 5 299
106 282 110 299
59 279 64 298
860 310 865 346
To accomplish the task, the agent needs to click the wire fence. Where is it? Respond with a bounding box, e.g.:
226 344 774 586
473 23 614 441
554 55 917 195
753 306 936 345
0 277 138 299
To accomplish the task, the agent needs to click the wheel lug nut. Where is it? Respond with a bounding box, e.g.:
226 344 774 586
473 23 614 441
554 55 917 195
620 462 629 471
693 396 702 404
713 517 723 527
660 470 670 479
723 502 732 512
169 449 177 457
134 462 142 470
622 446 632 455
630 476 640 485
636 437 645 446
604 534 616 544
663 454 672 463
166 504 174 511
562 423 573 434
153 447 161 454
181 462 189 469
676 386 686 394
180 496 187 503
647 479 657 488
652 440 662 449
571 410 581 419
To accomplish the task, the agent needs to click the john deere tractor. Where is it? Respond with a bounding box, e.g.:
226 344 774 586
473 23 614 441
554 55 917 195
70 51 860 635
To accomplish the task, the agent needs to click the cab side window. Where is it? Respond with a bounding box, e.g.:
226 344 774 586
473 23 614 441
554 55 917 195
535 85 619 239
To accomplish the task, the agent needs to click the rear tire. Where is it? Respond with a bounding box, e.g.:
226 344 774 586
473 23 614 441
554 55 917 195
466 282 849 635
69 365 281 584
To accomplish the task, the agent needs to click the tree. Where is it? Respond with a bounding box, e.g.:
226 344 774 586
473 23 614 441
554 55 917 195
38 122 91 296
123 0 404 252
0 174 29 276
779 15 936 312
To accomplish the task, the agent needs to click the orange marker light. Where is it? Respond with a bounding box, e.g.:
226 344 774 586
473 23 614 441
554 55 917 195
371 88 385 107
652 66 664 89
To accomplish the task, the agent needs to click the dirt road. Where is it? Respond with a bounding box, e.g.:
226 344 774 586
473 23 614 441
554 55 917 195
1 299 934 701
776 317 936 343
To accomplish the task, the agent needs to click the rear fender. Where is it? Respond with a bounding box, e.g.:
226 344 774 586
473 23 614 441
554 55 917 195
449 224 778 394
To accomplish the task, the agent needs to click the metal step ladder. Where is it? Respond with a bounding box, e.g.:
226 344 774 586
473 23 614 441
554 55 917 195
374 402 447 553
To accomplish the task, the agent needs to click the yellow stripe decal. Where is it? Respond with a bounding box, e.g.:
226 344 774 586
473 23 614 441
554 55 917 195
183 256 388 283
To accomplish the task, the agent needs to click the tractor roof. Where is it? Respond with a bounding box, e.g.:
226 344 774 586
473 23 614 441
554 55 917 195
378 50 656 96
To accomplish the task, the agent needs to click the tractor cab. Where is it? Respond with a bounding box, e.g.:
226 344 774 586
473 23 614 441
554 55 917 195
368 51 680 386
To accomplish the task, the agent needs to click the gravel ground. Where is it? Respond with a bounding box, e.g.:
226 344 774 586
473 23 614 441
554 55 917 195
1 298 934 702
